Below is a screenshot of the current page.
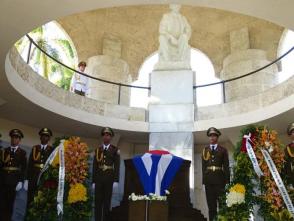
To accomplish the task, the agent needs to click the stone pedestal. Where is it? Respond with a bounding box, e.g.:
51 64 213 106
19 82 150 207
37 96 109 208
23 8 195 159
149 70 194 133
148 70 195 206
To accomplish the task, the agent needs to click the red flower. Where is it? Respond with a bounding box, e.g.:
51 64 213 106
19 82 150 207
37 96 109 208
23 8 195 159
241 133 256 153
43 180 57 189
241 138 247 153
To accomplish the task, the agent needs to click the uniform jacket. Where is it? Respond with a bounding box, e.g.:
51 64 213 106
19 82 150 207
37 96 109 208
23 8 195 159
27 144 54 184
1 147 27 186
92 144 120 183
202 145 230 185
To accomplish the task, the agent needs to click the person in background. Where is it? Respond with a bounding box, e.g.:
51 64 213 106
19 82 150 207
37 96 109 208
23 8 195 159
92 127 120 221
71 61 89 96
26 128 54 208
0 129 27 221
202 127 230 221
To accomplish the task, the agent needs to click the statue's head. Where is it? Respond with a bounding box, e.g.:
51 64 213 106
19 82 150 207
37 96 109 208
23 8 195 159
169 4 181 12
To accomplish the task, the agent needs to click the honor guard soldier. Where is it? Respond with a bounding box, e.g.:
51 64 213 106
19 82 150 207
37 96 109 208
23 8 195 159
70 61 89 96
284 123 294 186
26 128 54 207
202 127 230 221
0 129 27 221
92 127 120 221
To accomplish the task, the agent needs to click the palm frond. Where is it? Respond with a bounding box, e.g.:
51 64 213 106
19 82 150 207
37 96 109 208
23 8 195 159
36 39 60 61
54 39 75 59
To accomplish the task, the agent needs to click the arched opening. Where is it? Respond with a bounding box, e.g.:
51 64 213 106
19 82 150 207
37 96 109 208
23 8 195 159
277 29 294 83
15 21 78 90
130 48 222 108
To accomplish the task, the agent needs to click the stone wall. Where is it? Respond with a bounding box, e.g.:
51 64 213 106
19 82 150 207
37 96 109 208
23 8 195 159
57 5 284 79
9 47 146 122
8 46 294 131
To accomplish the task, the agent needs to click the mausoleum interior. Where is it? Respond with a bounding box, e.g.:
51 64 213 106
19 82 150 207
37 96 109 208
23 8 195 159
0 1 293 220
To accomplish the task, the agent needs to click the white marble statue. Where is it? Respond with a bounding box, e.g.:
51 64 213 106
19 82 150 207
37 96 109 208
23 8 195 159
154 4 192 70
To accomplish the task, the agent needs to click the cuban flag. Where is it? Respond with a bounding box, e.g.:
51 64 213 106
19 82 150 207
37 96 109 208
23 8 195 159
132 150 183 196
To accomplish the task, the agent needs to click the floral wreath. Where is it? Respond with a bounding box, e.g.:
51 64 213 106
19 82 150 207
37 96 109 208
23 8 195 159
218 125 293 221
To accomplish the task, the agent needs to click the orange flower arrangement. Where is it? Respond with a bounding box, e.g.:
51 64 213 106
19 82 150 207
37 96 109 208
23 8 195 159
253 127 285 213
64 137 89 184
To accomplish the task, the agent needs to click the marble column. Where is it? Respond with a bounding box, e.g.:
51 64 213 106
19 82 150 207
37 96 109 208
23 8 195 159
148 69 195 206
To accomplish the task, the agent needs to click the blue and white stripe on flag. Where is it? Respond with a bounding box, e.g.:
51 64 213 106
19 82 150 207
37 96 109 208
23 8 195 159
132 152 183 196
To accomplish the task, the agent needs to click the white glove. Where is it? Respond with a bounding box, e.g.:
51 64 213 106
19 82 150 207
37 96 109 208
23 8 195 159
113 182 119 189
202 184 206 192
15 182 23 191
92 183 95 190
24 180 28 191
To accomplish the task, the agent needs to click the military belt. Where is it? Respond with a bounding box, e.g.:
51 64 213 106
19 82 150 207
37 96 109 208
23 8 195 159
2 167 21 171
99 165 114 171
34 163 44 169
207 166 222 172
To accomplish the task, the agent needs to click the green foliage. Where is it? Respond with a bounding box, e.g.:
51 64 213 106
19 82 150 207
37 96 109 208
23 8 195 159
52 136 69 148
26 166 59 221
59 67 74 90
15 23 76 90
234 124 259 160
55 39 75 59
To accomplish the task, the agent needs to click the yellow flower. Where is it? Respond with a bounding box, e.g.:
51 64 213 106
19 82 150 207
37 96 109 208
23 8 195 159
51 140 70 167
67 183 87 204
52 153 59 167
230 183 246 194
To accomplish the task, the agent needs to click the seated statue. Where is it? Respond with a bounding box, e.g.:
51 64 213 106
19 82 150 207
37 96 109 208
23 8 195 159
154 4 192 70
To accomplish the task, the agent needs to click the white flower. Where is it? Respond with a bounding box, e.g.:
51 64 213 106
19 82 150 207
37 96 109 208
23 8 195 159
264 141 270 147
129 193 139 201
226 191 245 207
128 192 168 201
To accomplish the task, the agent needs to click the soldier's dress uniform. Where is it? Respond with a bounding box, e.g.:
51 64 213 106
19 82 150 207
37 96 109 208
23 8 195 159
92 127 120 221
0 129 27 221
283 123 294 186
202 127 230 221
26 128 54 206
